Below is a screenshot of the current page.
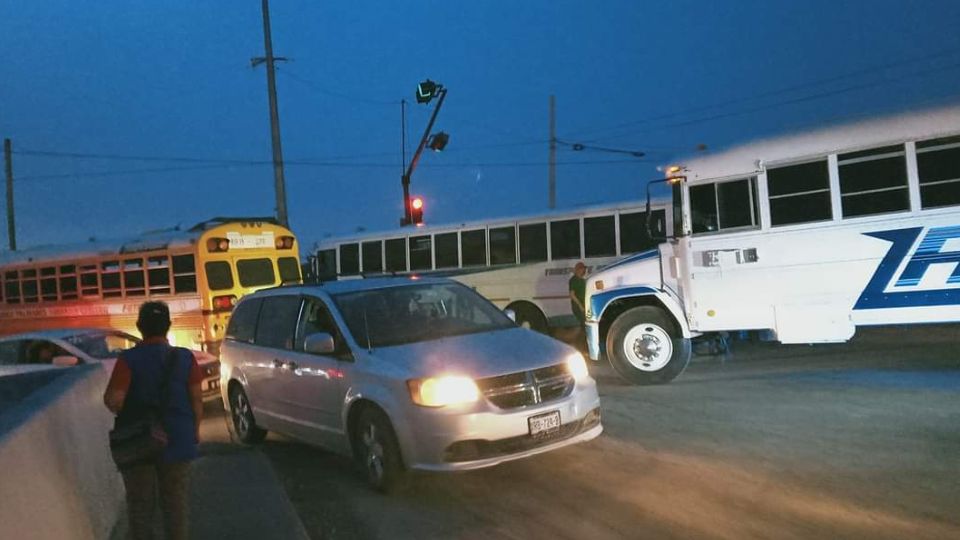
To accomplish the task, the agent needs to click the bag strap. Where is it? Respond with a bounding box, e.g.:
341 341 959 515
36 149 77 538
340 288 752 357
157 346 179 412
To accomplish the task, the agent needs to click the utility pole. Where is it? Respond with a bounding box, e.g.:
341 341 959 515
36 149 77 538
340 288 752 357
4 138 15 251
256 0 289 227
548 95 556 209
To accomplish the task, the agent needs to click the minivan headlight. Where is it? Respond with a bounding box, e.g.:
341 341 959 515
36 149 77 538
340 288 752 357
566 352 590 382
408 376 480 407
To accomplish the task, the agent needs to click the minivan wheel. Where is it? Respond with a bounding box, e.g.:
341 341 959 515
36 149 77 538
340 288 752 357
353 408 404 493
230 385 267 444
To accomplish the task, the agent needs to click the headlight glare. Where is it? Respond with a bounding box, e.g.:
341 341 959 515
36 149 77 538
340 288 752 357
566 352 590 381
408 375 480 407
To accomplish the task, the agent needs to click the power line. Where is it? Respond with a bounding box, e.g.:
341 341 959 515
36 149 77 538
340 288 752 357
17 163 262 182
569 44 960 141
277 68 401 107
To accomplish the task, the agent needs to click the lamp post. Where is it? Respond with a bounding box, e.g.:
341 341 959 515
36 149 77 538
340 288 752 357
400 80 448 226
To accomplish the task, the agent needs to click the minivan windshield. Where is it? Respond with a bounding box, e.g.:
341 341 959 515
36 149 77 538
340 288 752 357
65 330 140 359
332 282 515 348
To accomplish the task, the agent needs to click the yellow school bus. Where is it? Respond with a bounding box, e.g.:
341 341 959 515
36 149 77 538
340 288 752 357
0 217 301 356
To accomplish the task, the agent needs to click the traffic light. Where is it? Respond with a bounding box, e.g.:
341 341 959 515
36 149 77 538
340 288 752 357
411 196 424 225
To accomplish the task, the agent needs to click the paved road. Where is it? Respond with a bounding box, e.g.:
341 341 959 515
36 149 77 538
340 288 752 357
237 326 960 540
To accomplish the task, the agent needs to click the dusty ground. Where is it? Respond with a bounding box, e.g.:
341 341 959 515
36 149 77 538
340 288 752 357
248 325 960 539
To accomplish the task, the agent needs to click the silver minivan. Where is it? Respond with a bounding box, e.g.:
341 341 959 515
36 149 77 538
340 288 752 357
219 277 602 491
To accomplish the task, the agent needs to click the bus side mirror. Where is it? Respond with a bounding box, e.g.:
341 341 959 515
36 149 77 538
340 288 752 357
504 309 517 323
53 355 80 367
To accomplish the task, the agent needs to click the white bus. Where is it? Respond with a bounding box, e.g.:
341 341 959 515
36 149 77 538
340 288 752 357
310 201 669 332
585 104 960 384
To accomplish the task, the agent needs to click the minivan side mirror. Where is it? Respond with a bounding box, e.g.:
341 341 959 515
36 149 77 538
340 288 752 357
304 332 336 355
52 355 80 366
504 309 517 323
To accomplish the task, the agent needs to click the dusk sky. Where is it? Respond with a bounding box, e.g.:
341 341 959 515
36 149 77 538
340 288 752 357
3 1 960 254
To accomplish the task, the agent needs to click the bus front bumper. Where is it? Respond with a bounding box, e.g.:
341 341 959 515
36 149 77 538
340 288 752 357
585 321 601 361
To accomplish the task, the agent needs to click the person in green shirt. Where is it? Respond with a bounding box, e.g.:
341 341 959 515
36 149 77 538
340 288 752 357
568 262 587 344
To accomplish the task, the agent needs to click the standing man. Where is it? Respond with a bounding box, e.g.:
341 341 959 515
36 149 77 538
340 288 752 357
569 262 588 350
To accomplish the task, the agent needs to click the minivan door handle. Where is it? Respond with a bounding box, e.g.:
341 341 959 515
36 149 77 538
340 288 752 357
272 358 284 369
285 361 299 371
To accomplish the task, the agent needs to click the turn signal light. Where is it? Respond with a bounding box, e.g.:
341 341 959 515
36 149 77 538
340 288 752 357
212 295 237 311
595 280 604 291
275 236 295 249
207 238 230 252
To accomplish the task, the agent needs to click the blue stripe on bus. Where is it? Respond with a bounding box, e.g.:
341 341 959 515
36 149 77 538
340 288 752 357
599 249 659 272
589 286 659 320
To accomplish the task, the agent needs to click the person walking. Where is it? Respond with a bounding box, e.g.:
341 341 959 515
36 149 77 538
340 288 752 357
569 262 588 350
104 301 204 540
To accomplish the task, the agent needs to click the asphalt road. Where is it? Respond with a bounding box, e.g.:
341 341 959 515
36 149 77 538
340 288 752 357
234 325 960 540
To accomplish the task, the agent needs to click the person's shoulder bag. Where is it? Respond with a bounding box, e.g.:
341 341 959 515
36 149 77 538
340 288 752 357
108 346 180 470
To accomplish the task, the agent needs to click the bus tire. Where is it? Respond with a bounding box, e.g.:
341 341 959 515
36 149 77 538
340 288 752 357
605 306 691 385
509 302 548 334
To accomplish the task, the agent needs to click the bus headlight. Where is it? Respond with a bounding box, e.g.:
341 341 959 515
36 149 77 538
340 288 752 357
566 352 589 382
407 376 480 407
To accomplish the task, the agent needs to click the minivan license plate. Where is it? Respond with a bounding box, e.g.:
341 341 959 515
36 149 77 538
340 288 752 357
528 410 561 437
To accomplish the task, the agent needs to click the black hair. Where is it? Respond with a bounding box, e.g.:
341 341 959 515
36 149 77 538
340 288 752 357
136 301 171 338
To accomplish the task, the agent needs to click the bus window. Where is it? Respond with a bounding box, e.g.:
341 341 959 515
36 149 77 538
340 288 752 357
21 269 39 303
278 257 301 283
767 160 832 226
80 264 99 297
584 216 616 257
172 254 197 293
435 233 458 269
409 235 432 271
147 256 171 295
237 258 275 287
340 243 359 276
40 267 58 302
4 271 20 304
519 223 547 263
917 136 960 209
316 249 338 280
620 212 652 254
489 226 516 265
205 261 234 291
99 261 121 298
123 259 146 297
361 241 383 274
839 145 908 218
59 265 78 300
690 177 758 234
384 238 407 273
461 229 487 267
550 219 581 260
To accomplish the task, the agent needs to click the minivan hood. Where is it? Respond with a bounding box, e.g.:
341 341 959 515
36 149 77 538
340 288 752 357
371 327 577 379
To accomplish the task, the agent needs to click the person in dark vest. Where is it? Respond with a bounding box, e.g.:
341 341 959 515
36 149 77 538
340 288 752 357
569 262 588 351
104 301 204 540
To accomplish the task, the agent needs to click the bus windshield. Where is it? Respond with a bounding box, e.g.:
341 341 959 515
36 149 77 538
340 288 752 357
332 282 515 348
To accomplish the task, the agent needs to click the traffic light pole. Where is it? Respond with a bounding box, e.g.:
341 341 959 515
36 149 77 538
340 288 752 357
401 87 447 225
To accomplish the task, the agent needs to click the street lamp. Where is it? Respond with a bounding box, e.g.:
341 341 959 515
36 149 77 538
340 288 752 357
401 79 448 226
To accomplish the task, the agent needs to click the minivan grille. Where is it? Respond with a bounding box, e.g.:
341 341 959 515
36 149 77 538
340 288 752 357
476 363 575 410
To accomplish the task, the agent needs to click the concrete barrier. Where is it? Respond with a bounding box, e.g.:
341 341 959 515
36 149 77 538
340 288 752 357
0 364 123 540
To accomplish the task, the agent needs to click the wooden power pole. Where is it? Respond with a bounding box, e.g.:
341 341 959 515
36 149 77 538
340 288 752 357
4 138 15 251
549 95 556 209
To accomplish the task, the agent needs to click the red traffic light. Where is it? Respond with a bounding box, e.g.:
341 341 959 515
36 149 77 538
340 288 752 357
411 196 424 224
411 197 423 210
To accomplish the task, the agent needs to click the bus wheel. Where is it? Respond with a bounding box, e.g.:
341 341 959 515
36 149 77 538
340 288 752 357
605 306 691 385
509 302 548 334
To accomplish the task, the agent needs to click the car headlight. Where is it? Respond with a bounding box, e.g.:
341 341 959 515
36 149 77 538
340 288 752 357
566 352 590 382
407 376 480 407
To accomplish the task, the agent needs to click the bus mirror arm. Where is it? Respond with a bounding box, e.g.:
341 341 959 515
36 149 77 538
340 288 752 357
645 177 672 242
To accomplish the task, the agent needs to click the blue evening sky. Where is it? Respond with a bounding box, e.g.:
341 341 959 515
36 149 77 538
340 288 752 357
2 1 960 253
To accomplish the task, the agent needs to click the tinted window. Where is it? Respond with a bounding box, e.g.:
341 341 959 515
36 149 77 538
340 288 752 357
620 211 661 254
296 298 345 353
519 223 547 263
172 254 197 293
254 295 302 349
690 178 758 234
434 233 459 269
839 145 908 218
4 271 19 304
80 265 99 297
461 229 487 267
123 259 146 297
101 261 121 298
315 249 337 280
550 219 581 260
917 136 960 209
226 297 263 343
237 258 276 287
767 159 832 226
147 256 171 295
489 226 516 265
361 241 383 274
385 238 407 272
339 243 359 276
584 216 615 257
278 257 301 283
205 261 234 291
409 235 432 271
